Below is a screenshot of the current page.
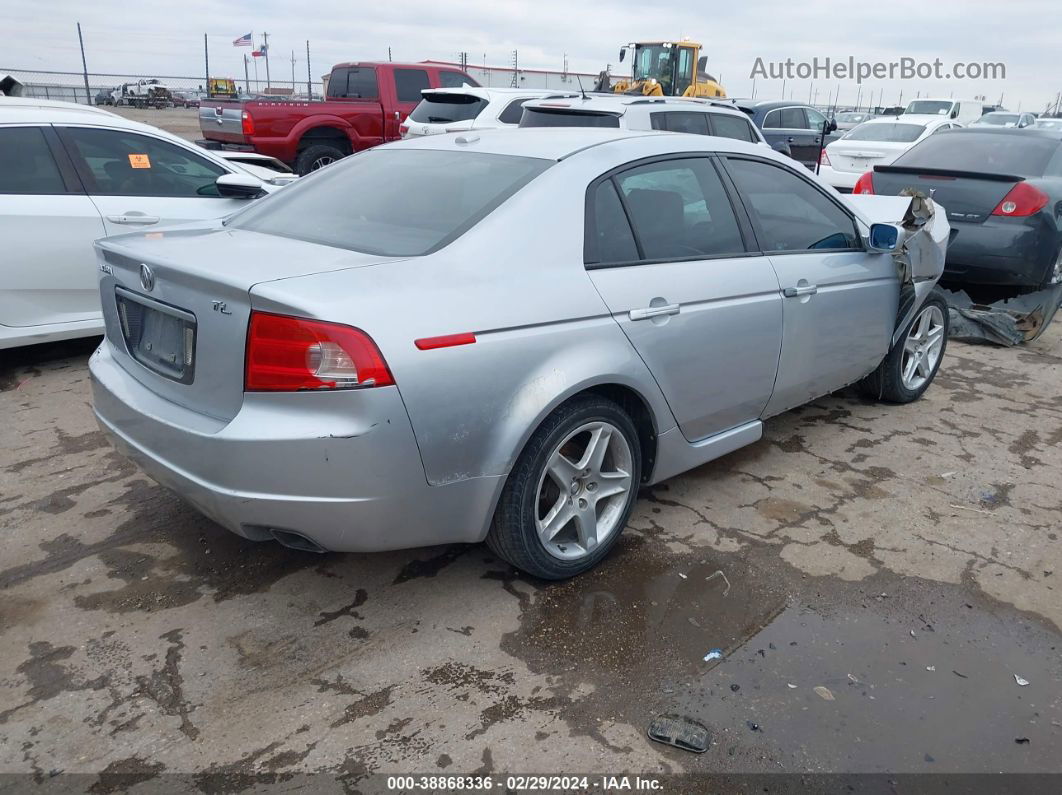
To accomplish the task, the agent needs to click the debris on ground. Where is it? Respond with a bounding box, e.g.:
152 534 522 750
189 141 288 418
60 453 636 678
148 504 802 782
705 570 731 596
953 670 969 679
678 573 688 579
814 686 835 701
927 666 936 672
730 684 740 692
787 683 798 689
646 715 710 754
747 721 761 732
1014 674 1030 687
703 649 723 662
1015 737 1030 745
943 284 1062 346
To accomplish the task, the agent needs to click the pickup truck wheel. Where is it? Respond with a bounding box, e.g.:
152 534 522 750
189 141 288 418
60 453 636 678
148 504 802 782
487 396 641 580
858 290 949 403
295 144 346 176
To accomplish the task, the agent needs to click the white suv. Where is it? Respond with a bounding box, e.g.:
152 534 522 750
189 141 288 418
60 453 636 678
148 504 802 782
401 87 562 138
518 94 768 146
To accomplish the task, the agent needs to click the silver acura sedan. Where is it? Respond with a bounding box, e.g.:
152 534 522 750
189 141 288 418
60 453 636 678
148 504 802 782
90 128 951 579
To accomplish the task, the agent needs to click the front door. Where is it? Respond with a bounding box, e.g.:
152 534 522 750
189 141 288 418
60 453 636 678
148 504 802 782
721 156 898 417
0 125 106 329
57 126 250 237
585 156 783 442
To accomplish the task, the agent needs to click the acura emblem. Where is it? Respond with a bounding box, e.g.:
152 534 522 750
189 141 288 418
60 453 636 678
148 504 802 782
139 263 155 292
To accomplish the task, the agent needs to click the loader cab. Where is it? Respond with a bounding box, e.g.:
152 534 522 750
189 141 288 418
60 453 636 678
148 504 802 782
620 41 697 97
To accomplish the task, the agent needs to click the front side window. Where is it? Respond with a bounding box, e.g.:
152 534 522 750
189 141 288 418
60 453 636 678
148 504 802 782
0 127 66 194
650 111 709 135
62 127 226 198
725 157 859 252
806 108 827 131
613 157 744 260
228 149 550 257
710 113 756 142
394 69 431 103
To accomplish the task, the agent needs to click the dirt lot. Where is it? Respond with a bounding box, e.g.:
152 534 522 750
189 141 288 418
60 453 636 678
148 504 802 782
1 318 1060 789
109 106 203 142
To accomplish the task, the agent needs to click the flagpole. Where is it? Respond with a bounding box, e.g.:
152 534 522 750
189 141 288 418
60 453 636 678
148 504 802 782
262 31 271 91
203 33 210 95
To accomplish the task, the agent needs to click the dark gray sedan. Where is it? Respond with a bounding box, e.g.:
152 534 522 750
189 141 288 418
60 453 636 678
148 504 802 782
856 128 1062 292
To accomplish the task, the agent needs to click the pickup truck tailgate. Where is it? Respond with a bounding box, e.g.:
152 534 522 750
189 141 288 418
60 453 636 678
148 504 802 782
199 103 245 142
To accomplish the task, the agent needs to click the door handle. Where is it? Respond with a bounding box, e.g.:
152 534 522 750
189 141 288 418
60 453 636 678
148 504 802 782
629 303 680 321
783 285 818 297
107 213 161 226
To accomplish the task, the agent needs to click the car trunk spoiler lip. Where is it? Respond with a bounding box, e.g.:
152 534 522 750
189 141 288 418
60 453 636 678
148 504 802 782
873 165 1026 183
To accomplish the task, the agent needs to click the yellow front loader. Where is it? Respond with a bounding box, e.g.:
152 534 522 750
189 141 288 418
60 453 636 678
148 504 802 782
610 40 726 98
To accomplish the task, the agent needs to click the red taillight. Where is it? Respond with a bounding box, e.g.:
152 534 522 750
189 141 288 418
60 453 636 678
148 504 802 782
241 110 255 136
990 182 1049 217
819 148 831 167
399 123 409 136
245 312 393 392
853 171 875 195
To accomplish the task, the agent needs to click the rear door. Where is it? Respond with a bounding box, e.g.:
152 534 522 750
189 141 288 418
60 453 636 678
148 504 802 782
0 125 106 329
585 155 783 442
764 107 818 168
389 68 432 139
721 155 897 416
57 126 250 237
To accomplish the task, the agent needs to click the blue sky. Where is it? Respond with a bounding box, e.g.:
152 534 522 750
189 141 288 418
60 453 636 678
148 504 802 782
5 0 1059 111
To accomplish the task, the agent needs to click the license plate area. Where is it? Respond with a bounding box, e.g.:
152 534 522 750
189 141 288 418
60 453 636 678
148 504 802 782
115 286 197 384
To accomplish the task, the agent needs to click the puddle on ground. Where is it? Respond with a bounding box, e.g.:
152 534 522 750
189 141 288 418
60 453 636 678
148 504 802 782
503 533 1062 773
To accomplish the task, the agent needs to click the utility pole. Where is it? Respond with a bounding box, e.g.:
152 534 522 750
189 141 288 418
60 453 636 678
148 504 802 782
76 23 91 104
751 76 756 98
291 50 296 93
306 40 312 100
243 54 250 94
511 50 518 87
262 31 271 90
781 78 786 100
388 46 392 62
203 33 210 90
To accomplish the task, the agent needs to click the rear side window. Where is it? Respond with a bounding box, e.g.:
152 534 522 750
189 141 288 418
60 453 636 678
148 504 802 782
439 71 475 88
497 97 535 125
709 114 757 142
586 180 639 265
62 128 227 198
228 149 550 257
329 67 378 99
409 94 488 124
614 158 745 260
520 108 621 128
725 157 859 252
0 127 66 194
892 133 1061 177
650 111 710 135
394 69 431 102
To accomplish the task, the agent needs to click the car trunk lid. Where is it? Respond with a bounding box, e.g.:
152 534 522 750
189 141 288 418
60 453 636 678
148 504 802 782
827 140 911 173
96 225 403 422
871 166 1023 225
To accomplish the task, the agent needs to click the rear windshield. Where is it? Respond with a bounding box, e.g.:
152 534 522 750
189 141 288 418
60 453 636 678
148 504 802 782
892 133 1061 177
975 114 1019 126
227 149 550 256
409 93 488 124
844 123 925 142
520 107 621 128
904 100 952 116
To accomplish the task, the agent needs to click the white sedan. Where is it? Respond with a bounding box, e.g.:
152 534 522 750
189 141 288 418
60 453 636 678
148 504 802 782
0 98 288 350
817 115 961 192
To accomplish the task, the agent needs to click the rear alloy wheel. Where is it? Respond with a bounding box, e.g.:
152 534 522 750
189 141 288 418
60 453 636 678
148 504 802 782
487 396 641 579
294 143 346 176
858 289 949 403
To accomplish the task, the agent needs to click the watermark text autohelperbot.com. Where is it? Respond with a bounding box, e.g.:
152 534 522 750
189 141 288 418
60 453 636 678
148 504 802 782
750 57 1005 84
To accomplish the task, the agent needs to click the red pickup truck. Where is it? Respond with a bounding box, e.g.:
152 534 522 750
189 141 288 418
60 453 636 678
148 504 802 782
198 62 478 175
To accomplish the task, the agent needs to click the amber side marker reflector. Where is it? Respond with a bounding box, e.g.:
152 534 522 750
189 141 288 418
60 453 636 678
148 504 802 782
414 333 476 350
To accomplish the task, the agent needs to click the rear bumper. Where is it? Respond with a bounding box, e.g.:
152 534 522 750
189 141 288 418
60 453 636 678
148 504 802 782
817 165 861 191
944 217 1060 289
89 341 502 552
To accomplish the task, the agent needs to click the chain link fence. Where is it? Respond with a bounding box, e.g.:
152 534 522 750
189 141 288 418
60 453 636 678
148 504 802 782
2 68 321 105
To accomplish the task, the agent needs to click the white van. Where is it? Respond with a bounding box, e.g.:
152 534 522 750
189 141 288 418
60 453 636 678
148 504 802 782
902 98 981 124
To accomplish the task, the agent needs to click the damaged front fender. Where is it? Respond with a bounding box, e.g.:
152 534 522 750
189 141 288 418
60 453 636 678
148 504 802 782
845 192 951 345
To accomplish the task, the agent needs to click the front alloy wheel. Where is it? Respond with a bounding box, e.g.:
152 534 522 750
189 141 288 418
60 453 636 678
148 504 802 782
901 304 946 392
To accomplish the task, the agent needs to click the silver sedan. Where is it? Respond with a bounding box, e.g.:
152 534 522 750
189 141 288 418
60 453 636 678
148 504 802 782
90 128 950 579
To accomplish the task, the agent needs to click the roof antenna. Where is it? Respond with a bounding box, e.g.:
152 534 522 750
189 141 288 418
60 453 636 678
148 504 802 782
576 74 589 101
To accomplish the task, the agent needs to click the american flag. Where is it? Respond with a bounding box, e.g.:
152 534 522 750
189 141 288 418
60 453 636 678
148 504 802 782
233 32 252 47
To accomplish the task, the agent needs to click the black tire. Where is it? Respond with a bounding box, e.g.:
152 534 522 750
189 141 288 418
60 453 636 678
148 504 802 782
858 288 949 403
486 395 642 580
295 144 346 176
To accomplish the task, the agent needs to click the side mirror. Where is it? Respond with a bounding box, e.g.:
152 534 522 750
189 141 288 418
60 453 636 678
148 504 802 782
216 173 266 199
868 222 901 252
827 118 838 133
619 48 626 63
